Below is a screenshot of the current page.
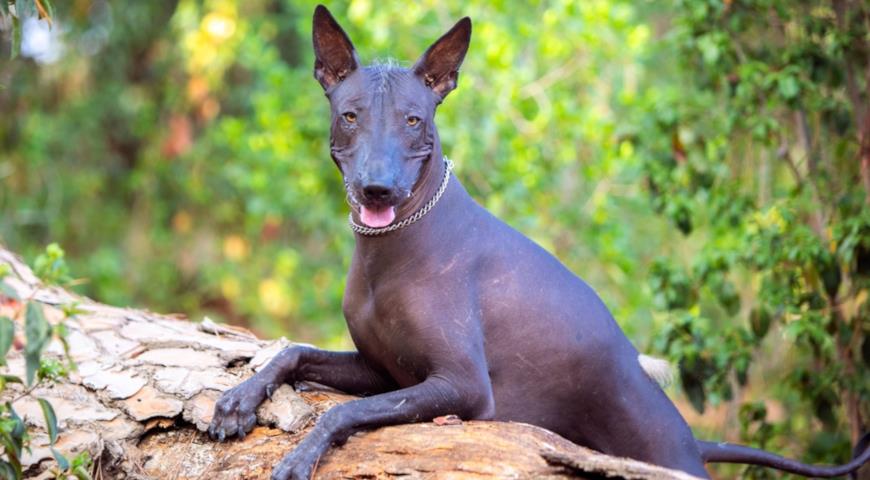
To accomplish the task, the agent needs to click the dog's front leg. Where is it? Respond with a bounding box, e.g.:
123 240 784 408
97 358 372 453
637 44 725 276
270 373 494 480
209 345 396 441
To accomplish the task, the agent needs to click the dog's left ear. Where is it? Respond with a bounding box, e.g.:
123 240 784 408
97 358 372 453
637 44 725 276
413 17 472 101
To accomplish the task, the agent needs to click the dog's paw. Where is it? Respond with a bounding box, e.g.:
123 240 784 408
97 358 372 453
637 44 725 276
208 377 273 441
271 450 317 480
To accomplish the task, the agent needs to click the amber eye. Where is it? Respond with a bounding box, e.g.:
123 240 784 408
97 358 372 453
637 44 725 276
406 116 420 126
342 112 357 123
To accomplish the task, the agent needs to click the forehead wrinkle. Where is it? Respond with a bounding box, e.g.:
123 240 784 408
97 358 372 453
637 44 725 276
362 66 430 118
364 62 410 95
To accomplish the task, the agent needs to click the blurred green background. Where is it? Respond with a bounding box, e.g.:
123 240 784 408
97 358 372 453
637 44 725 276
0 0 867 476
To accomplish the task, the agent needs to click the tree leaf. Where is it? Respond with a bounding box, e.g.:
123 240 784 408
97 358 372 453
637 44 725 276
73 465 93 480
33 0 50 25
25 302 50 349
14 0 35 18
24 302 50 386
10 14 20 59
0 460 17 480
0 316 13 366
0 374 22 384
0 431 21 464
24 349 40 386
749 307 771 339
37 398 58 444
51 447 69 471
7 403 24 442
73 466 94 480
0 281 19 300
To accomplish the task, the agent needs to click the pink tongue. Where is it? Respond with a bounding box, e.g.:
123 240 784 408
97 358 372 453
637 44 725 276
360 206 396 228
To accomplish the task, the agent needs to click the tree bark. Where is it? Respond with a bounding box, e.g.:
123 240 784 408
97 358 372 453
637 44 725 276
0 246 699 480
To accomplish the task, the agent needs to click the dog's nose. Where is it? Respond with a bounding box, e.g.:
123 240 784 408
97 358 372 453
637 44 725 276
362 184 394 203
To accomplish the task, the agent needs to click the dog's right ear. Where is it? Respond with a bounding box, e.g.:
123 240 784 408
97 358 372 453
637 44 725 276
312 5 359 91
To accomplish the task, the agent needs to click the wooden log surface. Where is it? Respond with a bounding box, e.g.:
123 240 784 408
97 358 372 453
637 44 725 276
0 246 700 479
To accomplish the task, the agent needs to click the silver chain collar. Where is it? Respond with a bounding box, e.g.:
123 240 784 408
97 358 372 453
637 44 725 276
349 157 454 236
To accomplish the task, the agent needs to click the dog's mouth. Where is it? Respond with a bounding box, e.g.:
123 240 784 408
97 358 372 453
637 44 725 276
345 181 410 228
359 205 396 228
345 187 401 228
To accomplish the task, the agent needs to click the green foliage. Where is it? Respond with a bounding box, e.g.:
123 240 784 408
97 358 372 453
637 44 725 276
24 301 49 385
0 244 90 479
32 243 70 286
0 0 663 346
37 397 57 443
630 0 870 472
0 0 867 476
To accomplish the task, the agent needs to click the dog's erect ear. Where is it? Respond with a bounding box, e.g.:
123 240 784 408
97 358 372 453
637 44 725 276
312 5 360 91
413 17 472 101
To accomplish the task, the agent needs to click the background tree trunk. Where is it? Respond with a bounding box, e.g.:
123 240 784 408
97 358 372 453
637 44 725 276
0 246 700 480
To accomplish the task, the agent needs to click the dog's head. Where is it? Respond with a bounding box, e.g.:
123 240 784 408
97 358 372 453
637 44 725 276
312 5 471 228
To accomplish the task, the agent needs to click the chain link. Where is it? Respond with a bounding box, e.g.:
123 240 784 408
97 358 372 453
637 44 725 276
349 157 454 236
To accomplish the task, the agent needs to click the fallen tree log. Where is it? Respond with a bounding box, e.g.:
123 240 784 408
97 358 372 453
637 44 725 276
0 246 699 479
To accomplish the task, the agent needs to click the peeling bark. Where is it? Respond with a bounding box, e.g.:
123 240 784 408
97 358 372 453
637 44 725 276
0 246 699 479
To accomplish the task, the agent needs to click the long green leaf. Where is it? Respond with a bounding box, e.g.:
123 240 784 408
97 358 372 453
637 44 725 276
24 350 39 386
7 404 24 443
24 302 50 351
0 459 17 480
51 447 69 471
37 398 58 444
0 1 8 16
24 302 50 385
0 317 13 366
0 432 21 469
10 14 19 59
72 465 93 480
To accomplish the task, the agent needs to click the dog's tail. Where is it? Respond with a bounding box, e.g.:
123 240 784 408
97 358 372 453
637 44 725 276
637 354 674 388
697 433 870 478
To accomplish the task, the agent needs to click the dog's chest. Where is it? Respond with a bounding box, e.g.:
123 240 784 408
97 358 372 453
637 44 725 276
342 277 430 386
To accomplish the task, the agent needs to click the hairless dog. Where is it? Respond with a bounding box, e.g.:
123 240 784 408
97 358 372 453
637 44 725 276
209 6 870 480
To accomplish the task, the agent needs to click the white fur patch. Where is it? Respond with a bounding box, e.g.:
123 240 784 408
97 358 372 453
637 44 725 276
638 354 674 389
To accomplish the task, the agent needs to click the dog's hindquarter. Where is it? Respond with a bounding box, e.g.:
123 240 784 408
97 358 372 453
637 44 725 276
472 211 709 476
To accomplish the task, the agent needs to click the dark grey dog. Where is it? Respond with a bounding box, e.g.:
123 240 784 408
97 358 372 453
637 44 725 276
208 6 870 480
